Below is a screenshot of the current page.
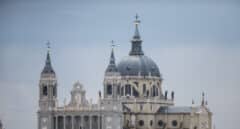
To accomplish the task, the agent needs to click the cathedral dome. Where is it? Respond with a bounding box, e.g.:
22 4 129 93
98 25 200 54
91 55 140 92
116 15 160 77
117 55 160 77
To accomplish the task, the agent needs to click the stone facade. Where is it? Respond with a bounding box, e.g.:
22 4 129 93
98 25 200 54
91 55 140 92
38 16 212 129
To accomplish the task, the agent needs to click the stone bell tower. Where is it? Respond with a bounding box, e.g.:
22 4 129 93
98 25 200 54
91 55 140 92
38 43 57 129
103 41 121 99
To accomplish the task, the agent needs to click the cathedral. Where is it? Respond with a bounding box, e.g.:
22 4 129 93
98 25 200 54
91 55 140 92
38 16 212 129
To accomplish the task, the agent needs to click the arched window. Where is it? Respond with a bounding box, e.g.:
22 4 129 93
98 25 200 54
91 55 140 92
107 85 112 95
152 85 158 97
156 88 159 96
117 85 121 95
133 87 139 97
43 86 48 96
158 120 164 127
53 86 56 97
143 84 146 94
125 84 131 96
172 120 178 127
121 87 124 96
126 120 130 126
139 120 144 126
150 120 153 126
140 104 143 111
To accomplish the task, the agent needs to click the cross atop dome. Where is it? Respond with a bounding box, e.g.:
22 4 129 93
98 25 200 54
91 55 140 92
134 14 140 24
133 14 141 40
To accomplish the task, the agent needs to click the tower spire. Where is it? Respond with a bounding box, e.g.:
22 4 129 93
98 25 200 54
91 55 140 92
105 40 118 74
129 14 144 56
42 41 55 74
110 40 116 65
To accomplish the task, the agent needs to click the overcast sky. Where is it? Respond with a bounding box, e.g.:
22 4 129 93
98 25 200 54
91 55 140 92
0 0 240 129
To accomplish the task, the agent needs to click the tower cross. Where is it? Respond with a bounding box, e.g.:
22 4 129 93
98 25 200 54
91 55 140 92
134 14 140 24
46 41 51 52
135 14 139 20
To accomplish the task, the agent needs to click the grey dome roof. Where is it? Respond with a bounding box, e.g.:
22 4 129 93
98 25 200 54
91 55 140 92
117 55 160 77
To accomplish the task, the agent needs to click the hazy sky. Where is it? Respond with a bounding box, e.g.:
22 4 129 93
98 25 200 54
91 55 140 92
0 0 240 129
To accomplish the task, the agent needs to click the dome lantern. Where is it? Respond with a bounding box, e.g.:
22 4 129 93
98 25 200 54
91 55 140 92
129 14 144 56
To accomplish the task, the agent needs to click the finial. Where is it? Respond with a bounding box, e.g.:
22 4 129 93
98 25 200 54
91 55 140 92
98 90 102 99
171 91 174 100
135 14 138 20
201 92 205 106
134 14 140 24
46 41 51 52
